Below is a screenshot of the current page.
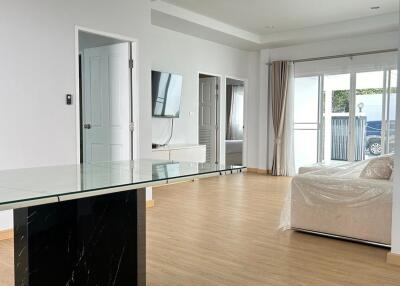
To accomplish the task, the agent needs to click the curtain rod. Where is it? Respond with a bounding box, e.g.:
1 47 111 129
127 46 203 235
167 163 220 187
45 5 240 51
265 48 398 65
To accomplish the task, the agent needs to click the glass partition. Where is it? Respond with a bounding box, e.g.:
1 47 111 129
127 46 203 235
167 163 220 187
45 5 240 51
293 76 320 171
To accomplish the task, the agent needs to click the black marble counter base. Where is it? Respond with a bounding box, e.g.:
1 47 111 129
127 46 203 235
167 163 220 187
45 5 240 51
13 189 146 286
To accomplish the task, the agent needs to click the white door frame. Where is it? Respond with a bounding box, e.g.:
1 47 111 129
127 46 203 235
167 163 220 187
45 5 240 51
197 72 222 164
75 26 139 164
225 75 248 166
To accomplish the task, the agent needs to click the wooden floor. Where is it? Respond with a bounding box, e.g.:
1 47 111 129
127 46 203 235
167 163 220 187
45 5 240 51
1 173 400 285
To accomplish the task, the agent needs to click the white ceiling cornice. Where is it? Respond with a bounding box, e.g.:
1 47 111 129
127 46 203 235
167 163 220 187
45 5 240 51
151 0 261 44
259 12 399 48
151 1 399 51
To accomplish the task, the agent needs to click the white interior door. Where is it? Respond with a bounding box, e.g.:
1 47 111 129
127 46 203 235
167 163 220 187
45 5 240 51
82 42 131 163
199 77 218 164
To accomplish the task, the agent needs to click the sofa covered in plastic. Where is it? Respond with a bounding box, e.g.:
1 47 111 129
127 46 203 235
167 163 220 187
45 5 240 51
280 155 394 246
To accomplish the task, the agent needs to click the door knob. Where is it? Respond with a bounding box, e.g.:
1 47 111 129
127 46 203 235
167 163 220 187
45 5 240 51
84 124 92 129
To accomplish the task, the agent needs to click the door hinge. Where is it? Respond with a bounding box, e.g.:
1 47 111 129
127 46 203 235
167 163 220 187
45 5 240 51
129 59 134 69
129 122 135 132
216 84 219 91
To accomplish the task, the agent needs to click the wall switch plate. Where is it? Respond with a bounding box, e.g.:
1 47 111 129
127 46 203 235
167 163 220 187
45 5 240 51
66 94 72 105
189 111 194 117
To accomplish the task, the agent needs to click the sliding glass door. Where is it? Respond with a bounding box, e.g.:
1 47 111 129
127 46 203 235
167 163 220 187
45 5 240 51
324 73 351 161
294 67 397 171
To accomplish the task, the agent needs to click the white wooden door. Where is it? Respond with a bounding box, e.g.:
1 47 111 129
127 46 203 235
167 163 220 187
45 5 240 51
199 77 218 164
82 43 131 163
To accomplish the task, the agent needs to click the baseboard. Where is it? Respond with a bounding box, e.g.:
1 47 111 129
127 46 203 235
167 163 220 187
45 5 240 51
0 229 13 241
247 168 271 175
146 200 155 208
387 252 400 266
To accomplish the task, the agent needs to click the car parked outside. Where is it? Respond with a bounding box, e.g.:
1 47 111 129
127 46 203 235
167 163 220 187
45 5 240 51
365 120 396 156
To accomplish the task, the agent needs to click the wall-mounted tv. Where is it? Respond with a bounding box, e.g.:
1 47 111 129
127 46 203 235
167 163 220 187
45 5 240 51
152 70 183 118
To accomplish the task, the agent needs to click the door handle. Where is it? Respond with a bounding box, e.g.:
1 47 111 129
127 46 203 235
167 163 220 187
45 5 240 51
84 124 92 129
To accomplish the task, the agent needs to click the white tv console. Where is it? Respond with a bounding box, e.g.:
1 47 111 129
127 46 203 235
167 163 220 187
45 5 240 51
151 144 207 163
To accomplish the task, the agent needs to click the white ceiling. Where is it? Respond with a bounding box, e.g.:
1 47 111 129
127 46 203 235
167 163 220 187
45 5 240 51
161 0 398 35
151 0 399 50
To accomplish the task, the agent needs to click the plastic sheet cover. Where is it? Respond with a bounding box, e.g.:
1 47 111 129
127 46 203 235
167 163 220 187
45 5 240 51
279 155 394 231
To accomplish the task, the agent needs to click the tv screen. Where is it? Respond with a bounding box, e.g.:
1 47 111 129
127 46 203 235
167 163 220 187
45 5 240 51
152 71 183 118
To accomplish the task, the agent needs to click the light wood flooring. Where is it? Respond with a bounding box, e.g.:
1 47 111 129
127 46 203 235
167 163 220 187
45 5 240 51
1 173 400 285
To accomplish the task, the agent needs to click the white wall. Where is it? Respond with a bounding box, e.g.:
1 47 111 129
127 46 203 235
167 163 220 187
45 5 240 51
0 0 154 230
246 52 261 167
256 49 270 170
260 31 399 169
0 0 260 230
151 26 260 167
0 0 152 171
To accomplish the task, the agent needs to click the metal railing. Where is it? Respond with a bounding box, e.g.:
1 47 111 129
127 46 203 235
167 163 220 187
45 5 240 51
331 116 366 161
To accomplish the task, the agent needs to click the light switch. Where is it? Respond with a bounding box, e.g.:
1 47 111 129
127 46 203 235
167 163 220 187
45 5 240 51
66 94 72 105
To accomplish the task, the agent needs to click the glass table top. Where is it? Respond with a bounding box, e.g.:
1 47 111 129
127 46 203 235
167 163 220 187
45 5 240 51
0 159 245 210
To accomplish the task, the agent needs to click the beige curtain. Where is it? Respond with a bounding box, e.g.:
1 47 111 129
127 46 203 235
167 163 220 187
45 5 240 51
271 61 295 176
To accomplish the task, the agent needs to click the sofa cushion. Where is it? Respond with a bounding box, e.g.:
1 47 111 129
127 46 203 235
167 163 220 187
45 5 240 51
360 155 394 180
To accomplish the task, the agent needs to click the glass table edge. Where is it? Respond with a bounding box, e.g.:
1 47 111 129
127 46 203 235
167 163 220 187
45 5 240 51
0 166 247 211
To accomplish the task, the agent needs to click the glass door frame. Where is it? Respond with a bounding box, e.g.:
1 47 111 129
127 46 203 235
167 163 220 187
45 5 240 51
352 69 393 161
383 69 396 155
317 76 325 162
347 72 356 161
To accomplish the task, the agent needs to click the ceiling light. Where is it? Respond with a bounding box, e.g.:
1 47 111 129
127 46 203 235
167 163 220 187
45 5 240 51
370 6 380 10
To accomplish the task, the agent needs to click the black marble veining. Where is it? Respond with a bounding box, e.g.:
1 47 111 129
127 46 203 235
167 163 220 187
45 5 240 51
14 189 146 286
